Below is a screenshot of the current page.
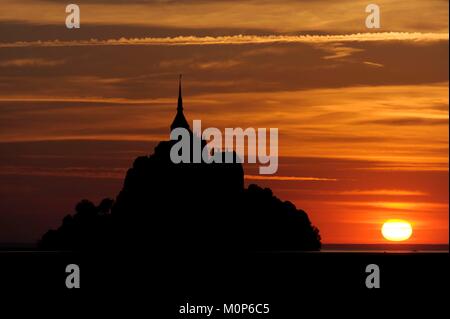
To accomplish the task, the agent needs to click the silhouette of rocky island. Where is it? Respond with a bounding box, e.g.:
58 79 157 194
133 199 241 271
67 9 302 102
39 78 321 251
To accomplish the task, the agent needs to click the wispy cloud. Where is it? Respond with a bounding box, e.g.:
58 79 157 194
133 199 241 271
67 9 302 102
0 32 447 48
331 200 448 210
337 189 427 196
0 165 126 179
320 43 364 60
244 175 338 181
0 58 65 67
359 117 449 126
363 61 384 68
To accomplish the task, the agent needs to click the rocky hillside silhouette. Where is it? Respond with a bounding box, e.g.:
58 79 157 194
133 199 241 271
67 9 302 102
39 78 321 251
39 139 321 251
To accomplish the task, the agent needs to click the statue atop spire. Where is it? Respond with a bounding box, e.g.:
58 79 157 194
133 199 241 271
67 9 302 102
171 74 190 131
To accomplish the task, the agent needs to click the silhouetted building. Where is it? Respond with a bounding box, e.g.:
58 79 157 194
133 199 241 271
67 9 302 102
39 77 321 252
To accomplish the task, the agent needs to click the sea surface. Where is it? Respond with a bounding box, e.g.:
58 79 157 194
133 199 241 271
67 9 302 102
321 243 449 253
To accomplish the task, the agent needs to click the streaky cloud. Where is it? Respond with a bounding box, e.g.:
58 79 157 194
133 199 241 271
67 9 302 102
245 174 338 182
337 189 428 196
0 32 447 48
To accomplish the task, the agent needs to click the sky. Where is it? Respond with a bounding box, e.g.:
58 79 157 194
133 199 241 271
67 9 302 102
0 0 448 244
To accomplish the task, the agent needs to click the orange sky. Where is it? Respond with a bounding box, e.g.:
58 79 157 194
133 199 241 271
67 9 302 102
0 0 448 244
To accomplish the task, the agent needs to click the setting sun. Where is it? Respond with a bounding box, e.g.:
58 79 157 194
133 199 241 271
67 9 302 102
381 220 413 242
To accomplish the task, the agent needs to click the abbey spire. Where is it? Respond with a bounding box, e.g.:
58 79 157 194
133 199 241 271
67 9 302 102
170 74 191 131
177 74 183 112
